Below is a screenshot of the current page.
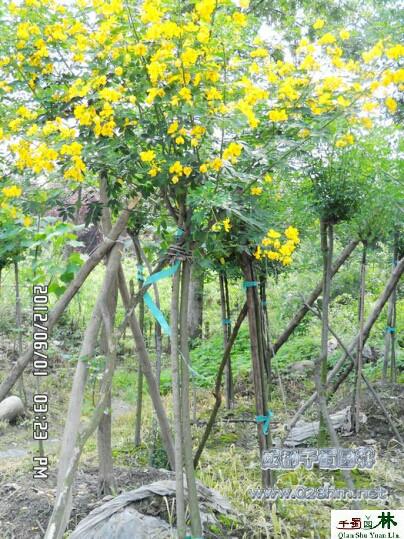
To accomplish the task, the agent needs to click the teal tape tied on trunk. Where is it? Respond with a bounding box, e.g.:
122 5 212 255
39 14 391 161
175 227 185 238
243 280 258 288
386 326 396 334
256 411 273 435
138 261 181 336
222 318 231 325
136 265 145 282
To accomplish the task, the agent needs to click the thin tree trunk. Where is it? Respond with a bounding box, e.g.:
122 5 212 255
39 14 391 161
117 265 175 469
14 260 27 407
383 235 399 382
97 175 118 496
287 256 404 431
352 242 367 433
188 264 204 342
132 236 145 447
97 277 118 496
0 201 137 401
273 240 358 355
241 252 270 486
219 272 233 409
382 291 395 382
180 260 202 537
170 268 186 538
194 303 247 468
318 221 333 446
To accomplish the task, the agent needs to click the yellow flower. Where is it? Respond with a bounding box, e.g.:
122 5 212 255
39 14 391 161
250 186 263 196
233 12 247 26
254 245 262 260
223 142 243 162
171 175 180 184
385 44 404 60
206 87 222 101
149 167 160 177
239 0 250 7
298 128 310 138
339 29 350 40
183 166 192 177
140 150 156 162
2 185 22 198
223 218 231 232
268 109 288 122
170 161 183 175
181 48 199 67
195 0 215 22
114 66 123 76
264 174 273 183
98 87 122 102
284 226 300 243
179 87 192 102
210 158 223 171
385 96 398 113
167 121 179 135
267 251 280 261
335 133 355 148
267 229 281 239
175 136 185 145
23 215 33 227
318 33 336 46
132 43 147 56
361 117 373 129
313 19 325 30
199 164 208 173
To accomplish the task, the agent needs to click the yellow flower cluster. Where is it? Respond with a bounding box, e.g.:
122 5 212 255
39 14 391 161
169 161 192 184
211 217 232 233
222 142 243 164
268 109 288 122
2 185 22 198
254 226 300 266
335 133 355 148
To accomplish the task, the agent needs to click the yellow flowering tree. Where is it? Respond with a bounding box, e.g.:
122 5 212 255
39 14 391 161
0 0 403 536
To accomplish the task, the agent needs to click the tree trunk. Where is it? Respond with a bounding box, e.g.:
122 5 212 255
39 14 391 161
383 238 398 383
0 201 137 402
318 221 333 446
352 242 367 433
14 260 27 407
180 260 202 537
131 236 145 447
97 175 118 496
219 272 233 409
240 252 270 486
273 240 358 355
170 267 186 538
188 264 204 342
97 275 118 496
